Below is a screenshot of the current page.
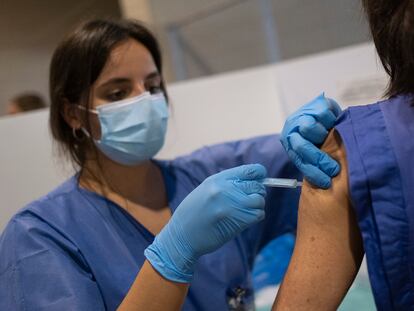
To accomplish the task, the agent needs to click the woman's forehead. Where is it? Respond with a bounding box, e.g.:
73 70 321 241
97 39 157 83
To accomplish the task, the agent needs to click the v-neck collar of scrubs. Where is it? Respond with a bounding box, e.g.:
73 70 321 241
74 159 174 242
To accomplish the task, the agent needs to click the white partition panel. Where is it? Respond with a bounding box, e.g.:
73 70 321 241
0 110 72 229
275 42 387 114
158 65 285 158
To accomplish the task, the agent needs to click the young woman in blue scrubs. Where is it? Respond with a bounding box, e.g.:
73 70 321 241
274 1 414 310
0 19 341 310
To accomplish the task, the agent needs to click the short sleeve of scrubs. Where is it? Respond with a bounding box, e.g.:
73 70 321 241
0 210 106 310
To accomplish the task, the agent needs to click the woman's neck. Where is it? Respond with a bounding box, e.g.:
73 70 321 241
79 156 167 210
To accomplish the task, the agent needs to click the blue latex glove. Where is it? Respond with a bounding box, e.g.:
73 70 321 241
281 93 342 188
145 164 267 283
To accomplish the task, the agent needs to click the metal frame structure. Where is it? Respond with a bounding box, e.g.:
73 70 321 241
166 0 282 81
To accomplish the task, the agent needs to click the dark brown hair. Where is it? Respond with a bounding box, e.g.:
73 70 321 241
362 0 414 97
49 19 168 171
11 93 47 111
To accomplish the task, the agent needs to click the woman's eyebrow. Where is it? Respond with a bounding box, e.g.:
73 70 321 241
98 77 130 88
98 72 160 88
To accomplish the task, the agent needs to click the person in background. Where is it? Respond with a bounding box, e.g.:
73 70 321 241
6 92 47 115
274 0 414 310
0 19 341 311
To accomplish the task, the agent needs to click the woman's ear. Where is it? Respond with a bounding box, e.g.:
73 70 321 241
62 100 82 130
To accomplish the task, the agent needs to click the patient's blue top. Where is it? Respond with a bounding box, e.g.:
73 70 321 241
0 135 301 311
335 95 414 310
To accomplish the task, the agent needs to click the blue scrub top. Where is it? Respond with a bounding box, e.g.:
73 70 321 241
0 135 301 311
335 96 414 310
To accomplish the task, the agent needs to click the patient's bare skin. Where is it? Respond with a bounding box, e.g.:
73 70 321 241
273 130 364 311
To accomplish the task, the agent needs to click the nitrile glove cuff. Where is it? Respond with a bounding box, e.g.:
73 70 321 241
144 245 194 283
144 223 198 283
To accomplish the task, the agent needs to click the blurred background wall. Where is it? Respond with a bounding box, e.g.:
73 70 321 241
0 0 370 115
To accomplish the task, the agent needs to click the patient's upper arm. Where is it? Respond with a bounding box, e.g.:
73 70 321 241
273 130 364 311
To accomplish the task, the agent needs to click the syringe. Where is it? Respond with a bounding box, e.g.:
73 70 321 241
261 178 303 189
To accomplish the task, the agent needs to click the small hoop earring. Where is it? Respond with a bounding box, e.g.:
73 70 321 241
72 127 84 141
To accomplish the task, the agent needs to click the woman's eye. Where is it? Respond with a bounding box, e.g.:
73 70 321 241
107 90 127 101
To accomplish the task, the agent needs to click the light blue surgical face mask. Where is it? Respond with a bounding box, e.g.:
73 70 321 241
80 92 169 166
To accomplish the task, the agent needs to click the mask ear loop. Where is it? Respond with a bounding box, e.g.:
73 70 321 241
77 105 98 114
75 105 97 140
